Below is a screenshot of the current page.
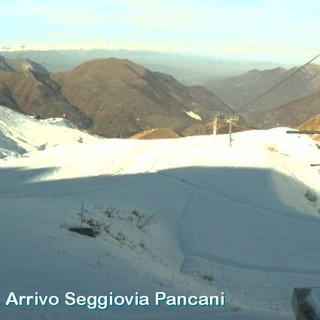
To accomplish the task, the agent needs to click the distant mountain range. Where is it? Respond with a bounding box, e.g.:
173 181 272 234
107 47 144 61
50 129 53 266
0 49 282 85
0 55 233 138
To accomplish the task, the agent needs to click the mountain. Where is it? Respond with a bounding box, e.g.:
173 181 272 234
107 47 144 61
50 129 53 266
206 64 320 127
0 57 92 128
249 91 320 128
297 113 320 142
0 55 233 138
51 58 233 137
299 113 320 130
1 105 320 319
4 57 50 74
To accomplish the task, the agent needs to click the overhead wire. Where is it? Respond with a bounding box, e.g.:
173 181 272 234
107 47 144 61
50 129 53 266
238 52 320 112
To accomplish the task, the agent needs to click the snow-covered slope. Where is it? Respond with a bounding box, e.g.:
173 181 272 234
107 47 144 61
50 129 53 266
0 105 97 159
0 105 320 320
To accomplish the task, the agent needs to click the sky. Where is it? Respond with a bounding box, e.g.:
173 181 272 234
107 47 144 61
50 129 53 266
1 0 320 64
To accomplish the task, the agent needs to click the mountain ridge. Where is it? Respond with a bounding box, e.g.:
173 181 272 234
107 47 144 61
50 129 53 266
3 53 320 134
206 63 320 129
0 55 233 138
207 64 320 112
249 91 320 128
0 48 282 84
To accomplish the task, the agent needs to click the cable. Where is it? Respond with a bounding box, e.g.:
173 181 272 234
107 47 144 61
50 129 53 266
239 52 320 112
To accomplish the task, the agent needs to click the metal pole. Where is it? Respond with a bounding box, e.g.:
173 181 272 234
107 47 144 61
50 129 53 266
229 121 232 146
224 114 239 147
213 115 218 136
286 130 320 134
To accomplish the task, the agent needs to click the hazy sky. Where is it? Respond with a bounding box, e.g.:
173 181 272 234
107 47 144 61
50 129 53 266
1 0 319 64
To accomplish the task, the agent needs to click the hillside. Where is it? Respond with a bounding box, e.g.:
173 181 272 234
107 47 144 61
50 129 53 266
0 55 233 138
299 113 320 131
250 92 320 129
297 113 320 142
0 60 92 128
181 119 249 136
130 128 180 139
206 64 320 127
52 58 233 137
1 105 320 320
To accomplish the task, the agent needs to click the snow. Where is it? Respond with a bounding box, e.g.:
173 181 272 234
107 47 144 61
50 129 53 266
0 106 97 159
185 110 202 120
0 105 320 319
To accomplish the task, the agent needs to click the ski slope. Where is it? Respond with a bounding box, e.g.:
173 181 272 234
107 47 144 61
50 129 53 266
0 105 320 320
